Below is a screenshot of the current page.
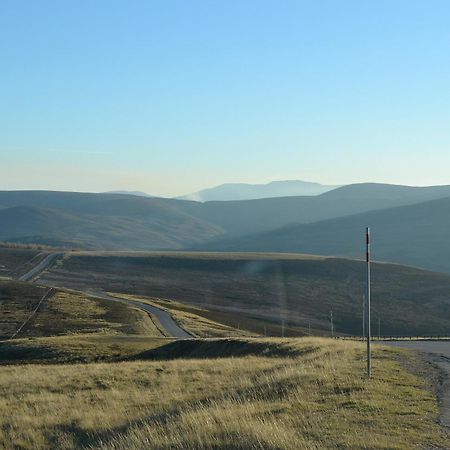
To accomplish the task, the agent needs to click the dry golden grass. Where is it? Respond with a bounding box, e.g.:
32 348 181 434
36 291 162 337
169 308 253 337
109 293 253 337
0 280 47 338
0 338 447 449
0 285 162 339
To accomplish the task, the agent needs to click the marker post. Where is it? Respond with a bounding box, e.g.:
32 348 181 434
366 227 372 379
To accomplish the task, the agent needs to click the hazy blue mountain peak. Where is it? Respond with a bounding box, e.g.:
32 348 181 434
178 180 341 202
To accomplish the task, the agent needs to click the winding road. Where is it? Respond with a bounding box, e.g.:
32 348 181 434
17 252 191 339
89 291 191 338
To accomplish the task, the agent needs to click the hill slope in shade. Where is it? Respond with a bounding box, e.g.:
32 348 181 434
3 184 450 253
182 182 450 236
0 195 223 250
40 252 450 336
199 196 450 273
178 180 340 201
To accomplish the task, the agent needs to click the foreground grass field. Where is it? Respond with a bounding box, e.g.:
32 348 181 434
0 338 447 449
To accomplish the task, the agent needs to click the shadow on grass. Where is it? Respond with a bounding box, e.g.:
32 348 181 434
130 338 316 361
0 337 318 365
0 341 62 364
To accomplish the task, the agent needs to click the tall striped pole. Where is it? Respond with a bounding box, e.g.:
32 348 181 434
366 227 372 378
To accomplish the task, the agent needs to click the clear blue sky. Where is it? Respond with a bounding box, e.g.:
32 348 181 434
1 1 450 196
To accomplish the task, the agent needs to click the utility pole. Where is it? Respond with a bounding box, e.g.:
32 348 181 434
330 310 334 337
378 318 381 339
366 227 372 378
281 320 285 338
362 295 366 338
308 322 311 336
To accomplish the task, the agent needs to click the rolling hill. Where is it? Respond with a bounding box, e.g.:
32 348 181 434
181 182 450 236
199 196 450 273
0 192 223 250
40 251 450 336
2 184 450 260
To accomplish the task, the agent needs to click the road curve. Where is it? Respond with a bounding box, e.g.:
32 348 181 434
14 252 192 339
18 253 62 282
87 291 192 339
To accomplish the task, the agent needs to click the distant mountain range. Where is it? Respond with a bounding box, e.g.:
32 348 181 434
2 183 450 272
177 180 340 201
106 180 340 202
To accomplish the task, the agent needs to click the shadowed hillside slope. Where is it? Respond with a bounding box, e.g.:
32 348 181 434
0 192 223 249
41 252 450 336
200 196 450 273
179 182 450 236
3 184 450 252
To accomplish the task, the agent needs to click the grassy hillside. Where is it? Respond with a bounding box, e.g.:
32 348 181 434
0 279 161 340
0 338 447 449
0 246 43 278
0 281 48 339
3 184 450 251
111 294 257 338
204 196 450 273
1 264 447 448
0 278 251 364
40 252 450 336
0 335 168 364
123 294 313 337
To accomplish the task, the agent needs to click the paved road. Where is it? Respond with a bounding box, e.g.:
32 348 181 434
88 291 192 338
18 253 62 282
15 252 191 339
384 340 450 428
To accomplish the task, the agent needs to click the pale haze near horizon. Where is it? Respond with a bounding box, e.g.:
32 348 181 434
2 1 450 197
